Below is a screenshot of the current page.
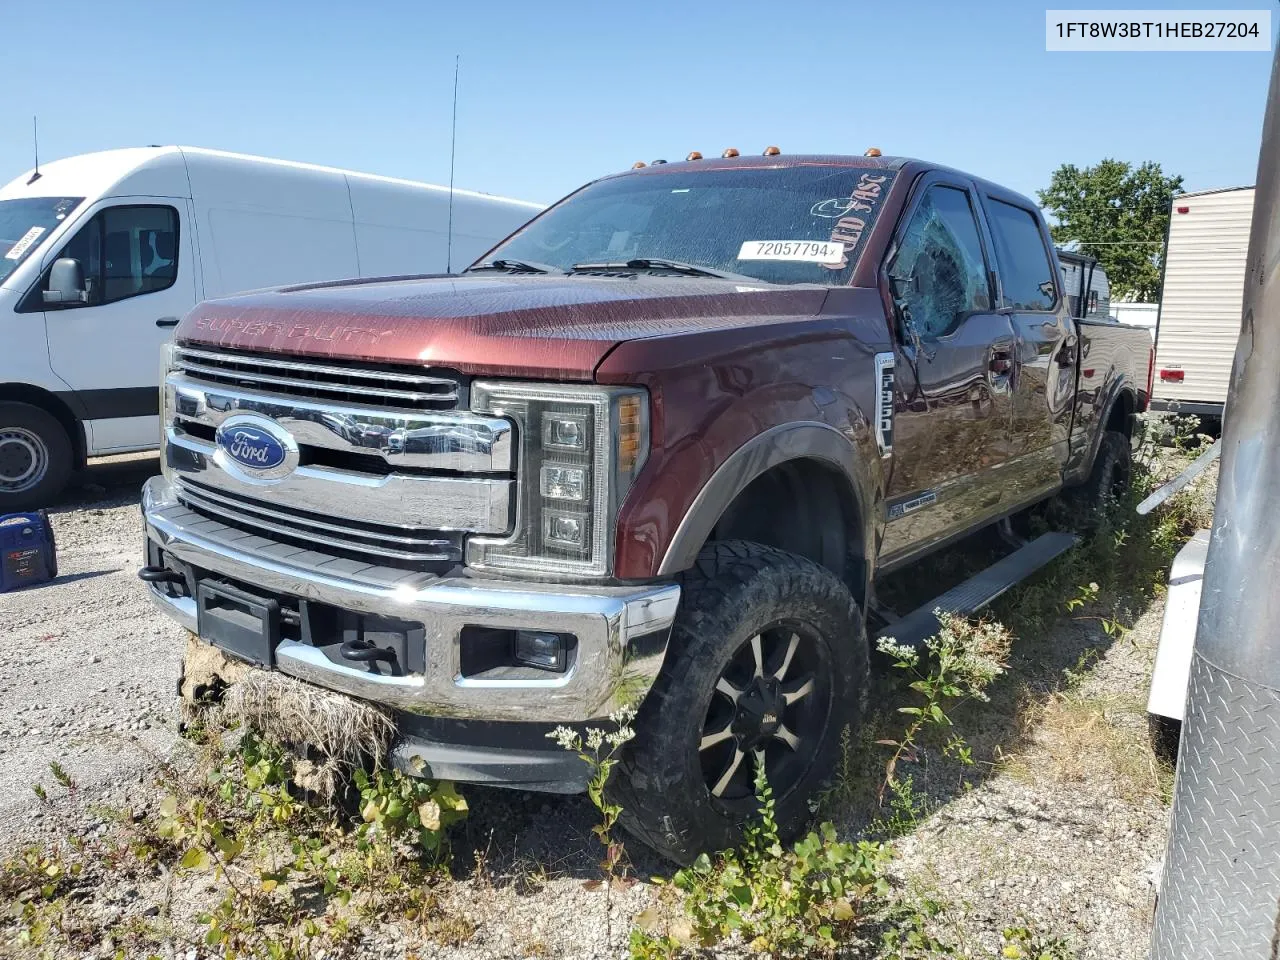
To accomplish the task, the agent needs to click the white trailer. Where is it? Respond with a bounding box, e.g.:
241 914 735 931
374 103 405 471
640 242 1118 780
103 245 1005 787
1152 185 1254 420
0 146 543 509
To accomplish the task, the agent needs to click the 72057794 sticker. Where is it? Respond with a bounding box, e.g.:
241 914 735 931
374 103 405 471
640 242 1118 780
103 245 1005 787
738 240 845 264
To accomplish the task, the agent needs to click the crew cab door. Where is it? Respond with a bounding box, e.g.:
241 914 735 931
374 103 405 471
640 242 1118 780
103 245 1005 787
979 194 1075 500
24 200 194 452
878 175 1018 565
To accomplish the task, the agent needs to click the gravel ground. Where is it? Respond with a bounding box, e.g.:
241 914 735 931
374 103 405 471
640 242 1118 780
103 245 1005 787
0 454 185 841
887 605 1172 960
0 455 1188 959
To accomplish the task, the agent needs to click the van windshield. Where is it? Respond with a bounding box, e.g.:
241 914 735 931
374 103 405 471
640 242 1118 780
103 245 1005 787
0 197 83 285
472 165 897 286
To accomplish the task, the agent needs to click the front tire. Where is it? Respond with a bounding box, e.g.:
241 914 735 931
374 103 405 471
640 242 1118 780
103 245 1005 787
614 541 868 864
0 403 72 512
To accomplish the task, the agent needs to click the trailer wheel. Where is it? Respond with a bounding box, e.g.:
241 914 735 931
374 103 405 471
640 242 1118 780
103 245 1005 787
0 403 72 512
613 541 867 865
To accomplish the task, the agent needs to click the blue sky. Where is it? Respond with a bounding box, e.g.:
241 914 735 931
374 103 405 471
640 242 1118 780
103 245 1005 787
1 0 1271 205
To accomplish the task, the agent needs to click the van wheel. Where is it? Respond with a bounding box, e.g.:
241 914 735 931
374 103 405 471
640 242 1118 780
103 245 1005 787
0 403 72 511
613 541 867 865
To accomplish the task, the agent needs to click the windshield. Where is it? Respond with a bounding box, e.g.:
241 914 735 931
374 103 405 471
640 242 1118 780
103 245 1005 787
474 165 897 285
0 197 82 286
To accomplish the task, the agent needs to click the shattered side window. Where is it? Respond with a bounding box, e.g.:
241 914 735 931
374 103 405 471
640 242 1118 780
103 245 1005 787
889 185 991 338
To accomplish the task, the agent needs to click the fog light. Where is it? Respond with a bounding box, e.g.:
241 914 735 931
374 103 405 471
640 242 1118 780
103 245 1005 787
514 630 568 672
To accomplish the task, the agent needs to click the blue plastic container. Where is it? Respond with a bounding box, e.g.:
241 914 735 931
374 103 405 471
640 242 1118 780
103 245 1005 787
0 511 57 593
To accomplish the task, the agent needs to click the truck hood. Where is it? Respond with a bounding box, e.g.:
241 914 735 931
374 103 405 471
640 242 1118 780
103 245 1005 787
176 274 829 380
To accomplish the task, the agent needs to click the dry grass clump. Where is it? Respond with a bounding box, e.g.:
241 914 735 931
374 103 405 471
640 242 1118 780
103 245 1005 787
181 634 395 799
222 668 396 798
1010 690 1171 803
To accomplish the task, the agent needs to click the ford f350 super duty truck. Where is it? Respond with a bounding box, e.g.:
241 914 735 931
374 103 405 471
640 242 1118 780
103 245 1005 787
139 151 1153 863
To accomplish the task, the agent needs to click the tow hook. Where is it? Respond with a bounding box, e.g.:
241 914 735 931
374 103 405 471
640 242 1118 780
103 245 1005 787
138 565 186 585
339 638 396 664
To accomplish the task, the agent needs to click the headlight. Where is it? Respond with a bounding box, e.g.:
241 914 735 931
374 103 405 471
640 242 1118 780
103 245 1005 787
467 381 649 577
158 341 179 479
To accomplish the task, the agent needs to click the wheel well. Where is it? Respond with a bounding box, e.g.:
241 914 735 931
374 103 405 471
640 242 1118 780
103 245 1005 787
1107 389 1136 439
0 384 86 468
707 458 866 605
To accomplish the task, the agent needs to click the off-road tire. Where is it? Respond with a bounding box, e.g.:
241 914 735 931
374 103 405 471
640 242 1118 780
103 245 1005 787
613 540 868 865
1061 429 1132 530
0 403 72 512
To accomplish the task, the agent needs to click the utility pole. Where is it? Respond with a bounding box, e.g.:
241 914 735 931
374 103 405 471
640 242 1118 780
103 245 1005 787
1150 44 1280 959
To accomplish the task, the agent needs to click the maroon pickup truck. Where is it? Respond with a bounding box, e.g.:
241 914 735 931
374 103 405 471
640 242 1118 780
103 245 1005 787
139 151 1153 862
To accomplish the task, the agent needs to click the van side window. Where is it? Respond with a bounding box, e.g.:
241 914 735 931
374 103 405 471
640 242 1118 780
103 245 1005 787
50 205 179 307
888 185 990 340
986 199 1057 311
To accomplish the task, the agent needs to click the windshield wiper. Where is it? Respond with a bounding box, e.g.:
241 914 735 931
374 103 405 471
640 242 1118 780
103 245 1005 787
570 258 753 281
465 258 564 275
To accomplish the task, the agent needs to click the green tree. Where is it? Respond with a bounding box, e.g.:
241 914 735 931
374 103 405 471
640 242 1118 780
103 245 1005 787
1037 159 1183 302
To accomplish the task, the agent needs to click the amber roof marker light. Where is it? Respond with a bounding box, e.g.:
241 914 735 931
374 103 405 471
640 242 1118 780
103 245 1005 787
864 147 882 157
763 145 781 156
686 151 703 161
632 161 647 169
722 148 740 158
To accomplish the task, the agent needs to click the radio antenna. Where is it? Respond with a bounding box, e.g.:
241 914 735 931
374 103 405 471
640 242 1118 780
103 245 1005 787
27 116 41 185
445 55 459 274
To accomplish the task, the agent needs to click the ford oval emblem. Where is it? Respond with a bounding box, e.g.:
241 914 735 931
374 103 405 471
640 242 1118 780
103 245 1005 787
214 415 296 480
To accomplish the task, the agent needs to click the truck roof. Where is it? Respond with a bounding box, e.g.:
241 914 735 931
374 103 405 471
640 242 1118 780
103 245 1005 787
604 153 1042 212
616 153 911 176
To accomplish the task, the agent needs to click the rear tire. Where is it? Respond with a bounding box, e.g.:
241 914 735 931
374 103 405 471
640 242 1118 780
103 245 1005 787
614 541 868 865
1062 430 1131 530
0 403 72 512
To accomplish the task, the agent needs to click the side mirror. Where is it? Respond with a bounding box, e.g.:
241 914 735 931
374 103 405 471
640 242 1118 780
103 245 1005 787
42 258 86 305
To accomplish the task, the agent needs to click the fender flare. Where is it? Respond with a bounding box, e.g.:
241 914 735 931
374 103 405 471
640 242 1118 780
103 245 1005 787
656 421 877 577
1077 376 1135 482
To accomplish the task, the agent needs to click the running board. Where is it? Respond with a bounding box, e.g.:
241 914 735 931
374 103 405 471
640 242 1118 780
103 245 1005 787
874 531 1079 649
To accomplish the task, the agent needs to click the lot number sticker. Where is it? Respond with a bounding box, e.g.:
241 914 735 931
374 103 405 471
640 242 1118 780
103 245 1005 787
738 240 845 264
4 226 46 261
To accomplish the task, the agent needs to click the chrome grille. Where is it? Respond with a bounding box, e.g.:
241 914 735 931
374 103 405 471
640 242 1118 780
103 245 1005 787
175 478 463 571
174 347 461 410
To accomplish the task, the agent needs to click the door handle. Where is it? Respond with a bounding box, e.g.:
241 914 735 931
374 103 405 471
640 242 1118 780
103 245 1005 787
987 341 1015 394
155 317 179 328
1057 334 1079 366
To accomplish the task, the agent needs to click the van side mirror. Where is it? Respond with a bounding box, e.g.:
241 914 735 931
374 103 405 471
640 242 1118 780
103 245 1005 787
43 258 87 304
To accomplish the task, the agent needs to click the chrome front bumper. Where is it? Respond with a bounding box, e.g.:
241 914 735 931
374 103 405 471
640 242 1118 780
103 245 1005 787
142 475 680 723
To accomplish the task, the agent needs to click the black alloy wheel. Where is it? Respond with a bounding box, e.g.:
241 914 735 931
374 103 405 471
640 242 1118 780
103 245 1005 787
699 623 831 806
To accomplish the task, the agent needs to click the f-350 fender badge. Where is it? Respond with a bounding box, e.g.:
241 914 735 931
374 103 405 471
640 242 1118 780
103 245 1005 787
874 352 894 455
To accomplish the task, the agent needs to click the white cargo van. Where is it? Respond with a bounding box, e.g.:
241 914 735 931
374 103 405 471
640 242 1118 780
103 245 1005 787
1152 185 1254 421
0 146 542 509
